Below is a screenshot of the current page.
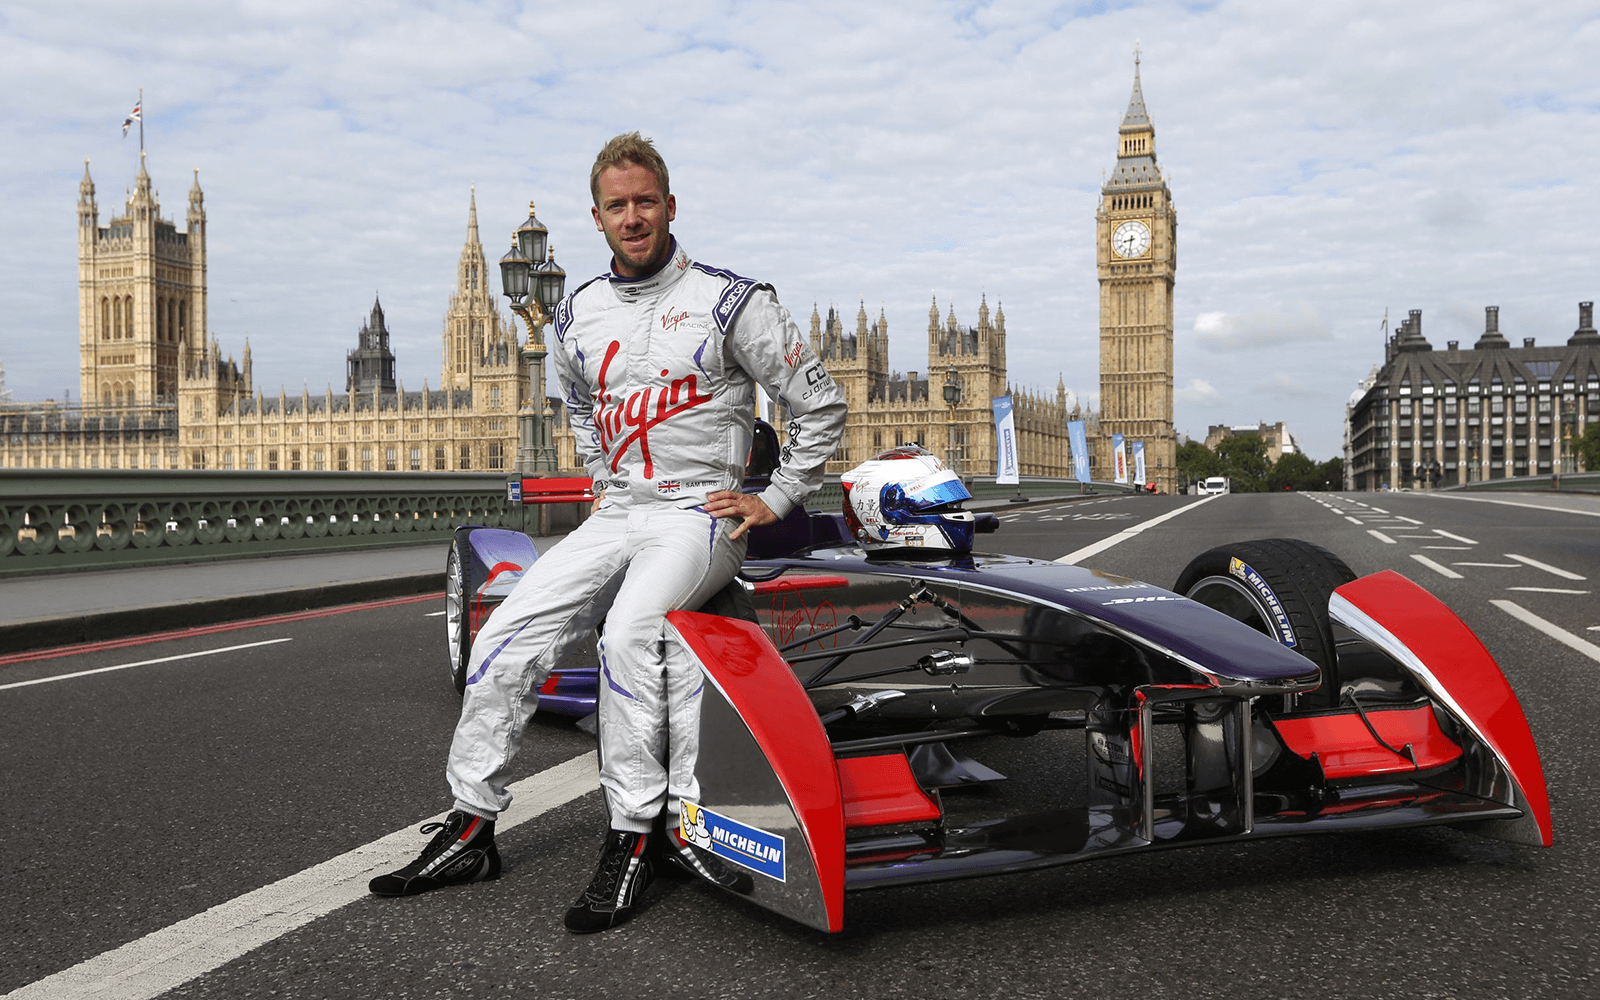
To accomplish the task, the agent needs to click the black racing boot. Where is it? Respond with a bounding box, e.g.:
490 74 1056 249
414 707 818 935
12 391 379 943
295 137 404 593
660 827 754 895
368 811 500 896
563 829 653 933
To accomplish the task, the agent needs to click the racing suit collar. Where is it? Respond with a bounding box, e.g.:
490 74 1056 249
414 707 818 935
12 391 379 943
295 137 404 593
606 238 691 301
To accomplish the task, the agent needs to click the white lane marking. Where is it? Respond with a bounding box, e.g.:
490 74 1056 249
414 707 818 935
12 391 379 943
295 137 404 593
1367 506 1390 514
1344 516 1364 525
1590 626 1600 632
1433 529 1478 545
1505 553 1587 581
1505 587 1590 595
1056 496 1218 564
1409 554 1464 579
1392 516 1424 525
1421 546 1472 550
4 751 602 1000
1367 530 1396 544
1439 494 1600 518
1491 601 1600 663
424 611 447 617
0 639 293 693
1453 562 1520 568
1398 534 1441 539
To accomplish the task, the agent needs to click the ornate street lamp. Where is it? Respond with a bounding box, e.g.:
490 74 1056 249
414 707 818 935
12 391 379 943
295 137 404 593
498 202 567 476
942 367 962 479
1556 409 1577 490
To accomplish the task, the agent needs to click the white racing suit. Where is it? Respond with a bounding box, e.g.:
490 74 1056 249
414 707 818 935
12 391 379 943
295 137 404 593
447 239 847 832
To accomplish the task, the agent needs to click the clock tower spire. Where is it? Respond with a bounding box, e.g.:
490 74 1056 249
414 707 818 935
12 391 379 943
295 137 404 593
1096 45 1177 493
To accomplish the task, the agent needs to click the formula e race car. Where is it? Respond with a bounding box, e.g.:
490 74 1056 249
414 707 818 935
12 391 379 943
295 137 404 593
442 481 1552 933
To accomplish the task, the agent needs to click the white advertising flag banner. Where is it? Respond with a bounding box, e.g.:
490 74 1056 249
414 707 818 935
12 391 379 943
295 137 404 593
991 395 1019 485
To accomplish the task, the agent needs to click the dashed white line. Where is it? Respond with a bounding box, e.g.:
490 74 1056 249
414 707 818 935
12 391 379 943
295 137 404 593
0 639 294 692
1344 516 1364 525
1421 546 1472 550
1056 496 1218 564
1505 554 1587 581
1505 587 1590 595
1392 516 1424 525
1409 554 1463 579
4 751 603 1000
1433 529 1478 545
1453 562 1520 568
1491 601 1600 663
1367 530 1396 544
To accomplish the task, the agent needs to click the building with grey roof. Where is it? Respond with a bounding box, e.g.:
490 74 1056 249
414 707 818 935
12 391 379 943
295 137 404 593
1344 304 1600 490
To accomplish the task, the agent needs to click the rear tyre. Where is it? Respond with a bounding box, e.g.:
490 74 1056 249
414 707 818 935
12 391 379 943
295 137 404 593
446 539 470 696
1173 538 1356 709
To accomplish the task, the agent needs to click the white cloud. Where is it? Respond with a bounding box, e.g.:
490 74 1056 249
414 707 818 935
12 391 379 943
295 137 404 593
4 0 1600 464
1176 378 1221 405
1192 303 1329 352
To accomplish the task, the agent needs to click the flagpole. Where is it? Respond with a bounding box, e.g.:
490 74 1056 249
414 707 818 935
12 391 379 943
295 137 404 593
139 86 144 154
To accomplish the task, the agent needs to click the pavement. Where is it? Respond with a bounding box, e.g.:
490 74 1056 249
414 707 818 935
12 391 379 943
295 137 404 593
0 492 1092 657
0 535 567 656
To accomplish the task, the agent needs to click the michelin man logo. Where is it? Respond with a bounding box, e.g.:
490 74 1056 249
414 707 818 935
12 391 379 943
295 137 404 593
679 801 786 882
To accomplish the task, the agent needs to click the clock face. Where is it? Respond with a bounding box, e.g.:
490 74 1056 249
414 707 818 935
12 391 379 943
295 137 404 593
1112 220 1151 259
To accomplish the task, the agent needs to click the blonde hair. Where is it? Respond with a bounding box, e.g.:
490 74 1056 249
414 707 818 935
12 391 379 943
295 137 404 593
589 131 671 206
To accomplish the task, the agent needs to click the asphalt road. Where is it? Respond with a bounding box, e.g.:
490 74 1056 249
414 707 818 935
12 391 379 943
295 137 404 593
4 492 1598 999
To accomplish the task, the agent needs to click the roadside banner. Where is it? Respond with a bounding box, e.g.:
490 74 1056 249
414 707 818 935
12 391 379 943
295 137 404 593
1132 440 1146 487
991 395 1019 485
1068 420 1090 483
1113 433 1128 484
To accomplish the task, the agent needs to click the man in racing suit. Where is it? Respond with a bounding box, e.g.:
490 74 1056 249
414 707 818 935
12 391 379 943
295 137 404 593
370 132 847 934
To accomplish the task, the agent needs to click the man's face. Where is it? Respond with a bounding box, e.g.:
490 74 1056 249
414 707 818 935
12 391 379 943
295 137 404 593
591 162 675 278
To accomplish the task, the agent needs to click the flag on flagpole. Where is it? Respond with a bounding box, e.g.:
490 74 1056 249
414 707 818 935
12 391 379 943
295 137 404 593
991 395 1019 485
1068 420 1090 483
121 99 141 138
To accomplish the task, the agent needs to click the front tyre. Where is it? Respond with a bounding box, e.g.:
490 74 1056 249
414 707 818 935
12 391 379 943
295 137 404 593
1173 538 1355 709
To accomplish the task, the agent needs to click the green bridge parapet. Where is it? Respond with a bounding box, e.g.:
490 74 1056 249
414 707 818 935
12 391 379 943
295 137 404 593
0 469 534 577
0 470 1116 578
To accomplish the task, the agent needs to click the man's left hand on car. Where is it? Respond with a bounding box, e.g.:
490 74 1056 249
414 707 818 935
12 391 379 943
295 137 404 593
704 489 778 540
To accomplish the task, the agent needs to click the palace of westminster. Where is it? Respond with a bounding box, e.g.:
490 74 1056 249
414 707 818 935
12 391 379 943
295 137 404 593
1 66 1187 491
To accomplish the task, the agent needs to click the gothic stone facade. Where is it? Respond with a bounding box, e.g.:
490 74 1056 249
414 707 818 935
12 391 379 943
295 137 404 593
1 170 525 473
808 297 1081 477
1095 55 1179 493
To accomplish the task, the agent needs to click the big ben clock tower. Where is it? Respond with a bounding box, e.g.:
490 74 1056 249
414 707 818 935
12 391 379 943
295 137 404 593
1097 49 1177 493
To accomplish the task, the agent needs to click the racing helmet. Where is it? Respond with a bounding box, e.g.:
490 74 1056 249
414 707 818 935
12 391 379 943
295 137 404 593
841 446 975 553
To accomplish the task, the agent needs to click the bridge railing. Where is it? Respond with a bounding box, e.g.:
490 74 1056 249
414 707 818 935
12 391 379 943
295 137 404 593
0 470 1112 577
0 470 529 577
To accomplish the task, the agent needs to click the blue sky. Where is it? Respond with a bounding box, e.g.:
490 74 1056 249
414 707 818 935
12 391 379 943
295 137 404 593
3 0 1599 461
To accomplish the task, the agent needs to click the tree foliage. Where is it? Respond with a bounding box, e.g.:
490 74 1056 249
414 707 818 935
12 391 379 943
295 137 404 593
1214 434 1270 492
1266 452 1318 492
1576 421 1600 472
1176 439 1220 488
1178 437 1344 493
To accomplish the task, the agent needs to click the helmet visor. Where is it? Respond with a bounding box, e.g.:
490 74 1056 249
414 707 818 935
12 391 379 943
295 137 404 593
898 475 971 514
